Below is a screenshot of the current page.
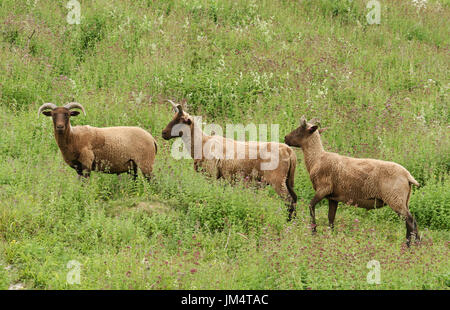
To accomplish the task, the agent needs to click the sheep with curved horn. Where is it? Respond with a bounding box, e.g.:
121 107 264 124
161 100 298 221
38 102 157 180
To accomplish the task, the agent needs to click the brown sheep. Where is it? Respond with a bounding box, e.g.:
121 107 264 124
284 116 420 246
38 102 157 180
161 101 298 220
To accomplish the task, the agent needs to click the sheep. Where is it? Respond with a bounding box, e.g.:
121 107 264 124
38 102 157 180
161 100 298 220
284 116 420 246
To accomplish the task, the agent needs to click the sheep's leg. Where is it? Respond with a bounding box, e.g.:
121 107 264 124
76 167 90 180
72 161 90 179
406 185 420 243
286 180 297 222
287 202 297 221
132 153 155 182
385 189 419 247
309 198 318 233
137 162 153 182
285 156 297 221
281 178 297 221
133 164 138 181
127 160 138 181
78 149 94 178
285 192 297 221
309 190 330 233
404 211 419 247
267 177 294 221
287 181 297 221
75 164 85 178
328 199 338 229
391 206 417 247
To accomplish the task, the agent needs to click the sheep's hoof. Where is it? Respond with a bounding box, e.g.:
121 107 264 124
287 213 297 222
406 233 421 248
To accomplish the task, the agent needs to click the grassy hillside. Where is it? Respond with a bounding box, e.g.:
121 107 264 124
0 0 449 289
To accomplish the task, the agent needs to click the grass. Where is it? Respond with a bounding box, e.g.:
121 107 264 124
0 0 449 289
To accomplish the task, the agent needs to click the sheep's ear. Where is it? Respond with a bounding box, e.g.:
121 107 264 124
318 127 327 134
308 125 318 133
300 115 307 128
42 111 52 117
70 111 80 117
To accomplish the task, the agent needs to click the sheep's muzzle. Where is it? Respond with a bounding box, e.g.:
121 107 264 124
162 129 171 140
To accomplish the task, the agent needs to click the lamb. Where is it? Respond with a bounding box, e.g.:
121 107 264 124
284 116 420 246
38 102 157 180
161 100 298 220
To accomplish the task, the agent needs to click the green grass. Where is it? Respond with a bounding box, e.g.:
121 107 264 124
0 0 449 289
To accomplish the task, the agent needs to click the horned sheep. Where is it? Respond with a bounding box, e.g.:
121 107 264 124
161 100 298 220
38 102 157 180
284 116 420 246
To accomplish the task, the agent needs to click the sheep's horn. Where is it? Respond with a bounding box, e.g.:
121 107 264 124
37 103 57 118
300 115 307 128
64 102 86 116
166 99 179 113
167 99 182 113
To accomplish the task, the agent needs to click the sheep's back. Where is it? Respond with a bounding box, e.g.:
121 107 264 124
320 153 412 201
92 126 155 171
101 125 154 148
203 137 292 180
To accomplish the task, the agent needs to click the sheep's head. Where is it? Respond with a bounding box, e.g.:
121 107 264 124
284 116 325 148
38 102 86 134
161 100 193 140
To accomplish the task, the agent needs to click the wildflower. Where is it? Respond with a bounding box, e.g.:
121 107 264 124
412 0 427 10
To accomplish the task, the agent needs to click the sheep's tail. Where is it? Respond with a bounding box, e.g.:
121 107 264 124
154 140 158 155
286 150 297 203
407 172 420 187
